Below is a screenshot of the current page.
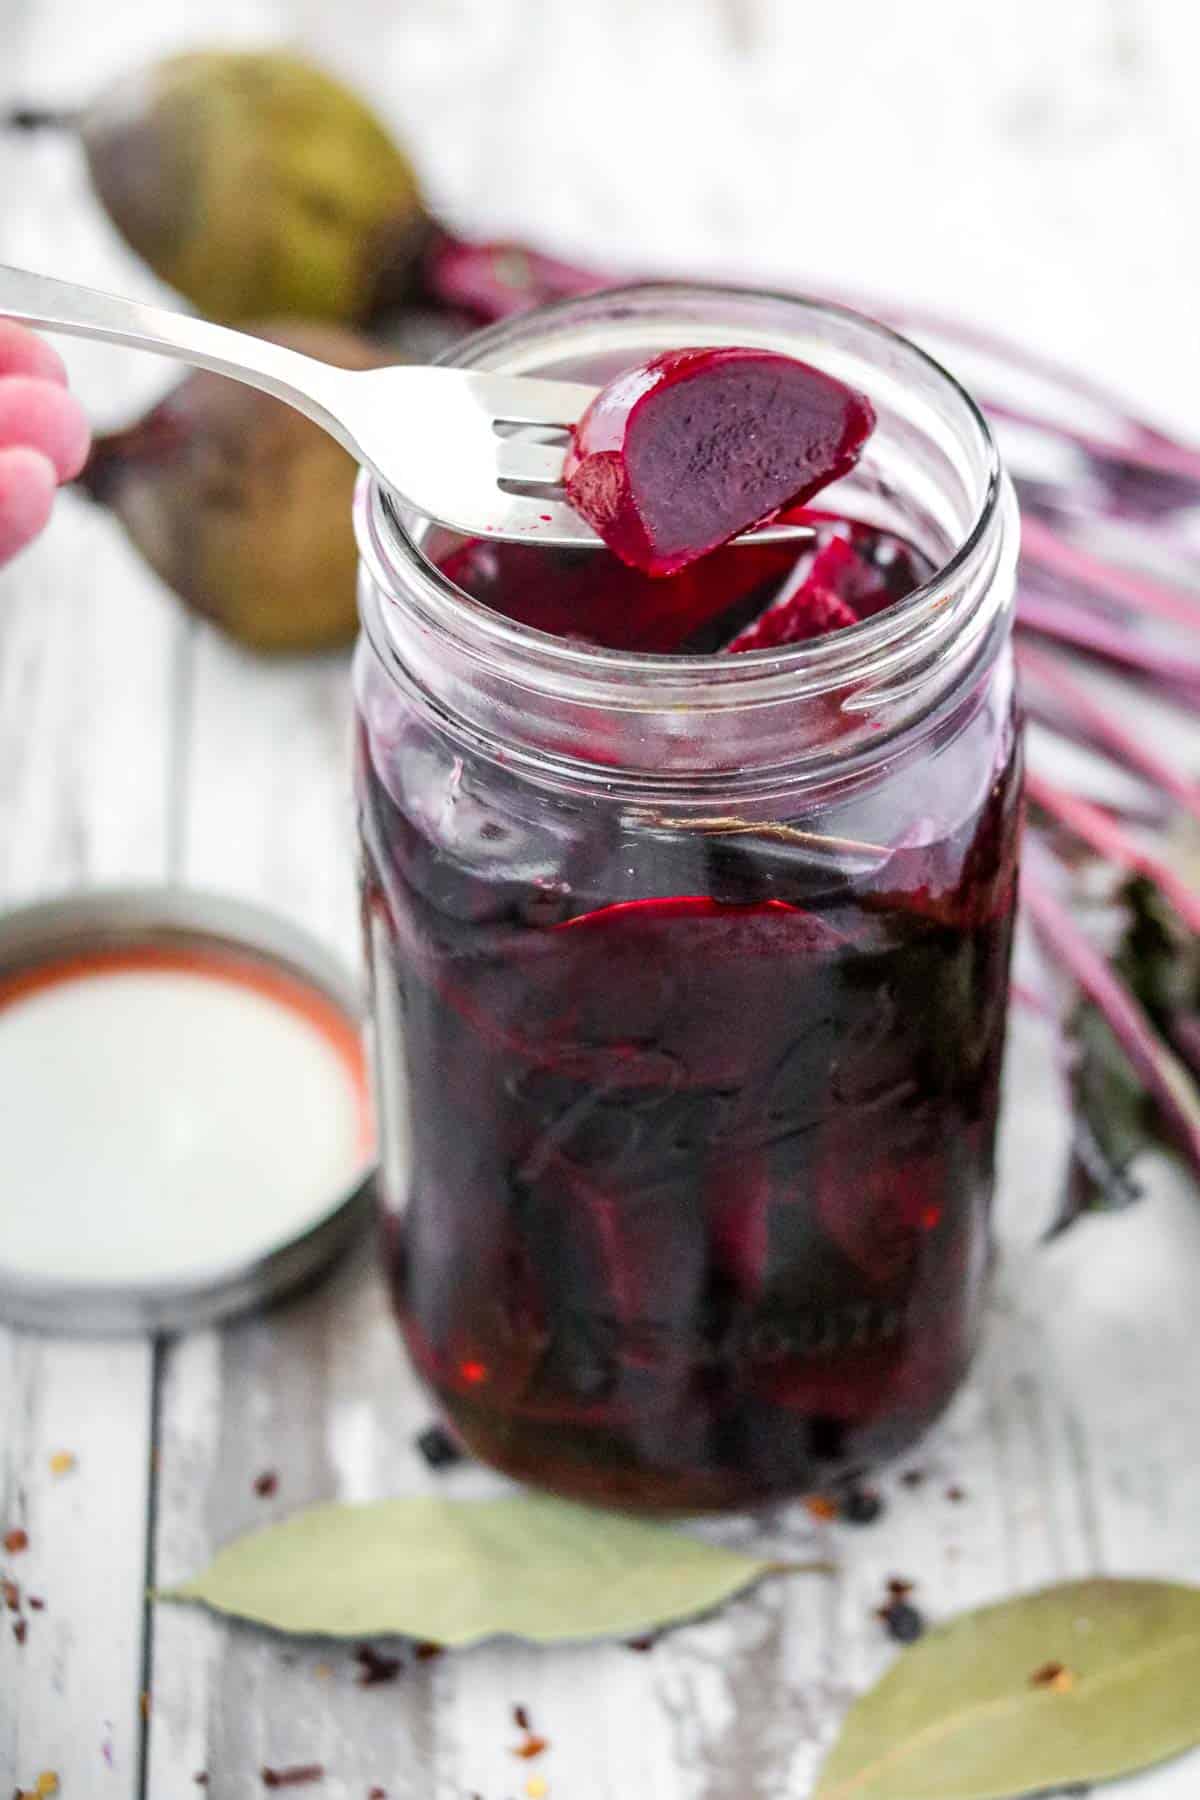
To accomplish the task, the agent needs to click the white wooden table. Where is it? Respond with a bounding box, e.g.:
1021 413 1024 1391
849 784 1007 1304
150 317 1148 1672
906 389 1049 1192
3 2 1199 1793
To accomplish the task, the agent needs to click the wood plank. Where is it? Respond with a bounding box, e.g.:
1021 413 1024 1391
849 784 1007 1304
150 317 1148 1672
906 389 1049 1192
0 1337 154 1793
0 4 185 1792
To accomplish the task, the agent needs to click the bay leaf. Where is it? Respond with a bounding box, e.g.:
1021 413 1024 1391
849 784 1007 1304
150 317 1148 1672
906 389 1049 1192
161 1493 809 1646
815 1578 1200 1800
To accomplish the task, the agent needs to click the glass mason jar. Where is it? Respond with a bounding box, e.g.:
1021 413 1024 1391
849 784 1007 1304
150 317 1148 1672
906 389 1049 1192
354 285 1022 1512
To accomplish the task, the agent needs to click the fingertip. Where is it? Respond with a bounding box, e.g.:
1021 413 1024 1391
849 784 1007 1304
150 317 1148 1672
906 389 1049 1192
54 390 92 482
0 319 69 386
0 376 92 483
0 446 58 565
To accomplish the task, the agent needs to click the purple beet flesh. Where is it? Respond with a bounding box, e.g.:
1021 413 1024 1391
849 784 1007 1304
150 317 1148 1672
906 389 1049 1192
563 347 876 577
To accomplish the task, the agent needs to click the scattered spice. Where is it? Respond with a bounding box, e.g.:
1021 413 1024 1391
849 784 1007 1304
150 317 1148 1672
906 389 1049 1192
194 1779 210 1788
840 1487 884 1526
414 1640 443 1660
354 1643 403 1687
878 1598 926 1644
13 1618 28 1646
27 1596 45 1611
368 1789 386 1799
946 1484 967 1504
262 1770 325 1790
886 1577 916 1601
514 1736 549 1761
415 1424 463 1470
313 1663 332 1681
803 1495 839 1522
625 1633 659 1652
899 1469 925 1488
3 1528 29 1554
35 1777 59 1797
3 1578 19 1611
513 1704 531 1732
48 1452 75 1477
1031 1660 1076 1693
140 1691 152 1720
254 1470 280 1499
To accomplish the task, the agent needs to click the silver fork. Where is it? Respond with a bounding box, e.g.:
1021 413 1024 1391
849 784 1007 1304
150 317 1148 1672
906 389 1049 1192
0 263 814 551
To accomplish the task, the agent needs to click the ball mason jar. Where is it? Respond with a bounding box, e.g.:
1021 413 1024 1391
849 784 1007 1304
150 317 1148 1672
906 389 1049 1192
354 285 1022 1511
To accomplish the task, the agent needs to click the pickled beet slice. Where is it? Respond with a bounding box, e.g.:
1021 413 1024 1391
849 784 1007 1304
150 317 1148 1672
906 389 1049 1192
726 578 858 652
564 348 876 577
724 530 906 652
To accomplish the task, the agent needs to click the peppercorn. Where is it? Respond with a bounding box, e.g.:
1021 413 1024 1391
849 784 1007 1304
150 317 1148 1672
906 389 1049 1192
880 1599 925 1643
840 1487 884 1526
415 1425 463 1470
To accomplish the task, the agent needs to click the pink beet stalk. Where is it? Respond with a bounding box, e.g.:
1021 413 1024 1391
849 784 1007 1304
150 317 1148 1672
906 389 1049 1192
985 398 1200 495
1020 514 1200 635
419 230 1200 486
1017 642 1200 827
420 230 611 321
1026 770 1200 937
1017 591 1200 695
1022 858 1200 1175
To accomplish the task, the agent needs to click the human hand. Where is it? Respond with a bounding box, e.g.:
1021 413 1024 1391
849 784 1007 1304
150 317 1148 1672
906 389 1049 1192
0 320 91 567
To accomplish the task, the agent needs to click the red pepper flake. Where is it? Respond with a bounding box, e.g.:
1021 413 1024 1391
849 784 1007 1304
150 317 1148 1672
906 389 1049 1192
13 1618 27 1645
513 1736 549 1761
886 1576 915 1600
261 1769 325 1790
3 1579 20 1611
946 1484 967 1503
1031 1660 1076 1693
368 1789 386 1799
354 1644 403 1687
513 1704 532 1732
27 1596 45 1611
803 1495 838 1522
414 1641 443 1661
253 1470 279 1499
625 1633 659 1652
3 1528 29 1554
194 1778 210 1788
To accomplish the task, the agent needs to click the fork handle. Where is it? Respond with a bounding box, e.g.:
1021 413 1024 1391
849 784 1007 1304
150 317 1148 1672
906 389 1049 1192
0 263 356 452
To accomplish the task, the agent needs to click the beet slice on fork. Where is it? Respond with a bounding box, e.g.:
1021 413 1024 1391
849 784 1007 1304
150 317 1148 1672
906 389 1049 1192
564 347 876 577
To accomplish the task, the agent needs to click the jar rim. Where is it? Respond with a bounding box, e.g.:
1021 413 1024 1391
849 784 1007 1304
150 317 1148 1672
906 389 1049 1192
357 281 1005 710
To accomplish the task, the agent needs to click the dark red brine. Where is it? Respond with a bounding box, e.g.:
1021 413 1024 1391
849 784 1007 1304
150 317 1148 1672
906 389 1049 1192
354 289 1021 1511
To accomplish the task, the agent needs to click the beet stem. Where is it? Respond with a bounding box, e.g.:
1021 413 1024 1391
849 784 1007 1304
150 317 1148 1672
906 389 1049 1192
1022 853 1200 1174
1017 641 1200 827
1026 769 1200 937
1021 514 1200 635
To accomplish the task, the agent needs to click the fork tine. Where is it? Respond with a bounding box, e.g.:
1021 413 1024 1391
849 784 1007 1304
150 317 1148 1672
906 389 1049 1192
495 440 567 486
465 371 597 429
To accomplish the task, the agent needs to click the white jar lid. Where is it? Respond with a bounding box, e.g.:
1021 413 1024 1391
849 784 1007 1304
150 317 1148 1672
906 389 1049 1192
0 888 375 1333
